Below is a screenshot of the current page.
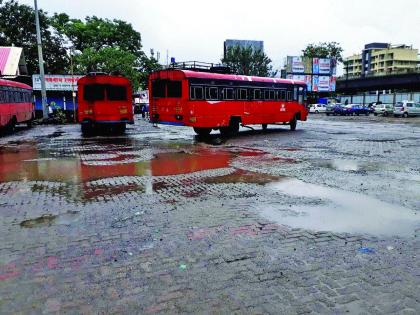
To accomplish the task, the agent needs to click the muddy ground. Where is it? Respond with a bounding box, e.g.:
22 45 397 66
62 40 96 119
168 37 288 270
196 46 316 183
0 114 419 314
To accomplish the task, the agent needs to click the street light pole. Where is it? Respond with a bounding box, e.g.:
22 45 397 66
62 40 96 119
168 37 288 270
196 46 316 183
34 0 48 119
70 47 76 122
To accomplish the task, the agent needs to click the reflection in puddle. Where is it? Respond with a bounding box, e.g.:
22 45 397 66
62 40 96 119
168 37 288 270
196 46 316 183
205 169 282 185
260 179 419 237
19 210 79 228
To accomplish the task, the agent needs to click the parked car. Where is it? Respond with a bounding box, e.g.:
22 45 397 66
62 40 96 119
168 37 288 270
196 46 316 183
309 103 327 113
373 104 394 116
348 104 370 116
393 101 420 117
326 103 343 116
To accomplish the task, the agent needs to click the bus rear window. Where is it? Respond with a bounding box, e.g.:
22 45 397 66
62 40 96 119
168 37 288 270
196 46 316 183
152 80 166 98
167 81 182 98
107 85 127 101
84 84 106 101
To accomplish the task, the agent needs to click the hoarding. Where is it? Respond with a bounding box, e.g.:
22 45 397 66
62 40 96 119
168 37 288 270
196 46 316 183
292 57 304 73
318 76 330 92
32 74 83 91
319 58 331 75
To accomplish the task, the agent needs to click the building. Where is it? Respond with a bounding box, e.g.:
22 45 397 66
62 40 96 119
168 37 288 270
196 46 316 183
344 43 419 78
223 39 264 58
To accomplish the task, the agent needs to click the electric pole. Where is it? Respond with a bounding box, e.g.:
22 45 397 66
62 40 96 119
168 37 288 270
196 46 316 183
34 0 48 119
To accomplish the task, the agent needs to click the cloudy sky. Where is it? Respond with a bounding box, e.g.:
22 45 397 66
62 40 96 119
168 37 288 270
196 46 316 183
19 0 420 73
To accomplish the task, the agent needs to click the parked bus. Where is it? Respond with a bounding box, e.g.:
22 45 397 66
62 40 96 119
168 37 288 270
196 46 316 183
149 69 308 136
77 73 133 135
0 79 34 135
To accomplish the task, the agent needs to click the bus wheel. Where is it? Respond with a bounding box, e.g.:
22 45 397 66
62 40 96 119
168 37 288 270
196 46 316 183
81 123 94 135
290 116 297 131
220 119 239 137
262 124 268 132
6 117 16 134
116 124 126 134
193 127 211 136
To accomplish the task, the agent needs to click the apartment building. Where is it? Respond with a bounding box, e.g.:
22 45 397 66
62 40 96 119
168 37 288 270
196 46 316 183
344 43 419 77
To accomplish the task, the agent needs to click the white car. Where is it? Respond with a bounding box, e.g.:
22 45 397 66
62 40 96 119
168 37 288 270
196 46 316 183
393 101 420 117
309 104 327 113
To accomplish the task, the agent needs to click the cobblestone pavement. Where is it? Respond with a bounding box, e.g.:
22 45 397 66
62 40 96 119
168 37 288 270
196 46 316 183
0 115 419 314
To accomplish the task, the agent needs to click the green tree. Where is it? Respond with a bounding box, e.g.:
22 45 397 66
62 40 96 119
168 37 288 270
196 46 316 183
222 46 277 77
0 0 69 74
302 41 344 62
73 47 143 90
51 14 142 57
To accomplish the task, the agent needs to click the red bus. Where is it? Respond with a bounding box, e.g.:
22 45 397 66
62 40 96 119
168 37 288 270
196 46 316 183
77 73 134 135
0 78 34 134
149 70 308 136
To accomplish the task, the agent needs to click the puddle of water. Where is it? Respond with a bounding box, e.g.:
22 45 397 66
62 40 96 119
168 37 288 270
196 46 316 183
260 179 419 237
313 159 404 172
20 211 80 228
205 169 283 185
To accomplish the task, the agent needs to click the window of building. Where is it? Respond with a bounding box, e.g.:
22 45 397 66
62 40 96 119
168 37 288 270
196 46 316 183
107 85 127 101
84 84 106 101
151 80 166 98
190 86 204 100
167 81 182 98
205 87 218 100
222 88 234 100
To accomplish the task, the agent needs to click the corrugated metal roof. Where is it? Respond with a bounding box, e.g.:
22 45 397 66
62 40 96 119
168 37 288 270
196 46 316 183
0 47 23 76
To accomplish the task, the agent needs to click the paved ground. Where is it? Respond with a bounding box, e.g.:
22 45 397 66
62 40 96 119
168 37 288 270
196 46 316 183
0 114 419 314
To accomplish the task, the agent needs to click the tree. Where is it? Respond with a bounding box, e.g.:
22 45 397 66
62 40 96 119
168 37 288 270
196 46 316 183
73 47 143 90
51 14 142 57
302 41 344 62
0 0 69 74
221 46 277 77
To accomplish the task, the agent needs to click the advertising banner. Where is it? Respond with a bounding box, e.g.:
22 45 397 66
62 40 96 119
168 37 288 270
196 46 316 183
292 57 304 73
329 76 337 92
305 75 312 92
312 75 319 92
319 58 331 74
312 58 319 74
318 76 330 92
292 75 305 82
32 74 83 91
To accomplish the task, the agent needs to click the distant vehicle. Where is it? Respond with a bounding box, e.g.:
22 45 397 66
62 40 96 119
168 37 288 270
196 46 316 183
149 69 308 136
393 100 420 118
348 104 370 116
374 104 394 116
309 103 327 113
0 78 34 135
77 73 134 134
326 103 342 116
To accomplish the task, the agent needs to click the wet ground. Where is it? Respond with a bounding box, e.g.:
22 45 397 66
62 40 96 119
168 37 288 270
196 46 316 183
0 114 419 314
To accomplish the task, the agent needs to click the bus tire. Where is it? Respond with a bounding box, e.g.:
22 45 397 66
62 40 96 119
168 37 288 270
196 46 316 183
220 118 240 137
6 117 16 134
81 123 93 135
117 123 126 134
290 115 297 131
193 127 211 136
262 124 268 132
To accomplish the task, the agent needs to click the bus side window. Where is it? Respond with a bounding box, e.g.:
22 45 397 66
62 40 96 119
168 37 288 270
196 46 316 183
264 90 270 100
293 87 298 101
254 89 261 100
190 86 203 100
84 84 106 101
223 88 234 100
298 86 305 104
269 90 275 100
238 88 247 100
0 90 4 103
205 87 218 100
107 85 127 101
287 91 292 101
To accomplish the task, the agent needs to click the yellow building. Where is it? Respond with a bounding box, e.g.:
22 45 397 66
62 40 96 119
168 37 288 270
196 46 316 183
344 43 419 77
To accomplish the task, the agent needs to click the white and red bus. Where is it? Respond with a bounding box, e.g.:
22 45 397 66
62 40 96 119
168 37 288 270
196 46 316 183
149 69 308 136
0 78 34 134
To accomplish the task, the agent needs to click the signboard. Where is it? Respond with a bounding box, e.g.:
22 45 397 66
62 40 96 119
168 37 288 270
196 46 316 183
312 58 319 74
305 75 312 92
318 76 330 92
291 57 304 73
319 58 331 74
312 76 319 92
329 76 337 91
291 75 305 82
32 75 83 91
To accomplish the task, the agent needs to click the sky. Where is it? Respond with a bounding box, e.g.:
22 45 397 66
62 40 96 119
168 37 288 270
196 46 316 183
18 0 420 74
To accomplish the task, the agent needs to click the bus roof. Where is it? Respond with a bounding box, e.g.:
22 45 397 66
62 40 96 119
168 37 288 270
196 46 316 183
0 78 32 90
151 69 306 86
78 74 131 85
